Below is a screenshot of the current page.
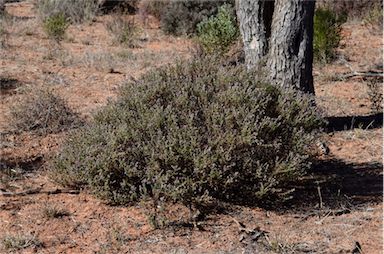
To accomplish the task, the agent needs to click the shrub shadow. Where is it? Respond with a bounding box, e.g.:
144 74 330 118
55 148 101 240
281 159 383 213
325 112 383 132
214 159 382 216
0 76 21 95
0 156 44 173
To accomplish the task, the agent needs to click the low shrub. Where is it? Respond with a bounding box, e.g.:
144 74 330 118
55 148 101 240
159 0 234 36
52 56 324 210
317 0 382 20
142 0 169 19
106 15 140 48
1 234 42 251
363 3 383 34
43 13 69 42
36 0 99 24
99 0 140 14
10 88 81 135
197 4 238 54
42 205 71 219
314 7 346 63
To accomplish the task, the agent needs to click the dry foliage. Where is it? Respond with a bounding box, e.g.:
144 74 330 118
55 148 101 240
52 56 324 213
106 15 140 48
9 88 82 135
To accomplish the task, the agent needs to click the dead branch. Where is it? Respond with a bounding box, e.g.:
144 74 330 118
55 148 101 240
339 56 383 80
0 188 80 197
340 71 383 79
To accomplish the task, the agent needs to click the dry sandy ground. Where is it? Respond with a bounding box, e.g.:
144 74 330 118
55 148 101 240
0 1 383 253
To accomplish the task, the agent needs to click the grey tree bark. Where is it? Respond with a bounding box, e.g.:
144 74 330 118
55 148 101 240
236 1 273 68
0 0 5 16
237 0 315 94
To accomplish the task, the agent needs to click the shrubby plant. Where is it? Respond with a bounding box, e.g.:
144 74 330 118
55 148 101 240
43 13 69 42
1 234 42 251
52 56 324 211
317 0 382 20
197 4 238 54
363 3 383 34
314 7 346 63
158 0 234 36
99 0 140 14
106 15 140 48
10 88 81 135
36 0 99 24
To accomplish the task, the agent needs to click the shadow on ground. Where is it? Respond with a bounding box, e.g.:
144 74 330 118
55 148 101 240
0 76 22 95
199 159 383 216
325 112 383 132
0 156 43 172
285 159 383 213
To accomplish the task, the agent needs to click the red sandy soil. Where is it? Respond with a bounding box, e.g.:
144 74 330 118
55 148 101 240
1 1 383 253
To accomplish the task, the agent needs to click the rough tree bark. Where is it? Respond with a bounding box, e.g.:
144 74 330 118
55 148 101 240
0 0 5 16
237 0 315 94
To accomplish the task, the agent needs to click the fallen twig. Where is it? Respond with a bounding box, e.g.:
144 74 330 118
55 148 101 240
340 71 383 79
232 217 269 243
338 56 383 80
0 188 80 197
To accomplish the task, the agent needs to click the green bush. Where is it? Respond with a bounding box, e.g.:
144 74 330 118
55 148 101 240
106 15 140 48
10 88 81 135
52 56 324 209
43 13 69 42
159 0 234 36
197 4 238 54
314 8 347 63
36 0 99 24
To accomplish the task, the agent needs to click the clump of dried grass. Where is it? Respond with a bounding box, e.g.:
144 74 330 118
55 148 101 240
105 15 141 48
9 88 82 135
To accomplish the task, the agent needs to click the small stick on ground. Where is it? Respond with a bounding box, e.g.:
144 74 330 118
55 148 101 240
0 188 80 197
316 181 323 209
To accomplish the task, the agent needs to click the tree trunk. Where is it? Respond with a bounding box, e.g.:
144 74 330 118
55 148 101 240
236 0 274 68
237 0 315 94
0 0 5 16
267 0 315 93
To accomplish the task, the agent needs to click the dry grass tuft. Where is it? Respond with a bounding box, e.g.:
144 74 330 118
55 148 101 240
9 88 82 135
105 15 140 48
1 234 43 251
42 204 71 219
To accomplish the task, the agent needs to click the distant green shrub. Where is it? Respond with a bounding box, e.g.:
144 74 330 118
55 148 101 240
314 8 347 63
43 13 69 42
52 56 324 210
159 0 234 36
197 4 238 54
